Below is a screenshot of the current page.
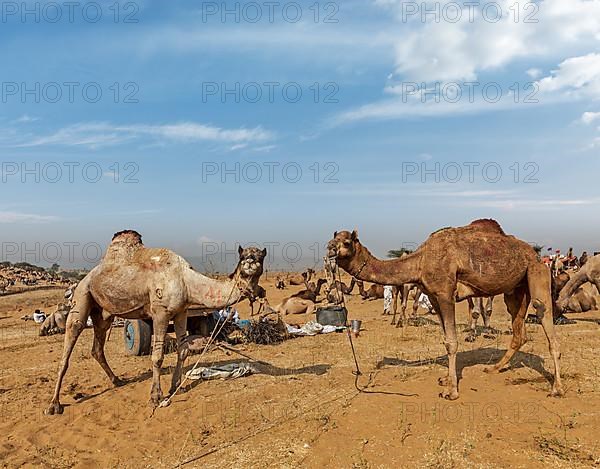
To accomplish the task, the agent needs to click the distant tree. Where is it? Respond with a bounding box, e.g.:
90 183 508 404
49 263 60 273
387 248 414 258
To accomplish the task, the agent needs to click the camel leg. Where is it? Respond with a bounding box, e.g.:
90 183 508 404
46 289 94 415
465 298 479 342
527 264 564 397
436 296 459 400
485 286 528 373
482 297 493 329
169 311 188 395
412 286 421 317
395 286 408 328
428 295 451 388
149 311 170 407
90 311 124 387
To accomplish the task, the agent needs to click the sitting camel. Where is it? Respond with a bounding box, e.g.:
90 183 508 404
327 219 563 400
288 268 314 286
357 279 410 326
554 269 598 314
333 278 356 295
267 296 316 315
293 278 327 303
46 231 265 415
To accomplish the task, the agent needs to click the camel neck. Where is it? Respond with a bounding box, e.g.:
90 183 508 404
183 267 249 309
348 245 421 286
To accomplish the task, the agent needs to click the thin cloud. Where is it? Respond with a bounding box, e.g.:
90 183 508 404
11 121 275 149
0 211 59 223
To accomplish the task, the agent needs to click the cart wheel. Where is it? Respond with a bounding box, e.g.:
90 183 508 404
124 319 152 356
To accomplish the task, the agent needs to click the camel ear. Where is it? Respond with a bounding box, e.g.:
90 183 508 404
333 231 338 238
238 245 243 256
351 230 358 241
261 248 267 257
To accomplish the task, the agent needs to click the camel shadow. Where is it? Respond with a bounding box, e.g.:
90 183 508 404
76 357 331 403
572 317 600 325
74 371 154 403
377 347 554 385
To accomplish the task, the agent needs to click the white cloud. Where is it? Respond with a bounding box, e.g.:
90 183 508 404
536 53 600 99
0 211 58 223
382 0 600 83
10 121 274 149
331 1 600 124
12 115 39 124
580 111 600 125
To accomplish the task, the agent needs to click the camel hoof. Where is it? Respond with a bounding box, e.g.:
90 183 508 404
113 377 126 387
483 366 500 374
439 389 459 400
150 391 163 408
549 387 565 398
438 376 450 386
45 402 64 415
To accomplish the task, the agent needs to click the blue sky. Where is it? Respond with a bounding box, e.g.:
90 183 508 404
1 0 599 270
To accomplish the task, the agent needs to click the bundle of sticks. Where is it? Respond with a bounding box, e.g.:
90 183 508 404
241 316 289 345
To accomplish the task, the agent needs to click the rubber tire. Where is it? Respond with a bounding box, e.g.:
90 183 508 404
124 319 153 356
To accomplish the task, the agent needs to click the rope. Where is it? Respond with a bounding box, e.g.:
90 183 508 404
330 259 418 398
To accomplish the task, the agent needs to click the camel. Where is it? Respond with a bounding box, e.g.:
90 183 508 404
327 219 563 400
464 297 494 342
356 279 413 326
46 230 266 415
288 269 314 286
333 278 356 295
267 296 316 315
357 279 385 300
552 272 596 313
556 256 600 313
409 285 495 340
293 278 327 302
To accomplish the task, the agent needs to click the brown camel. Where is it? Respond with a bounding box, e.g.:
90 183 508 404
333 278 356 295
46 230 265 415
327 219 563 400
356 279 409 325
293 278 327 302
556 257 600 313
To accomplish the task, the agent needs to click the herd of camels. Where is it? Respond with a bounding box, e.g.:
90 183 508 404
46 219 600 415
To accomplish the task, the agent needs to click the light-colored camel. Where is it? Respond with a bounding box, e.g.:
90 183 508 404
288 269 314 286
556 258 600 313
327 219 563 400
268 296 316 315
46 230 265 415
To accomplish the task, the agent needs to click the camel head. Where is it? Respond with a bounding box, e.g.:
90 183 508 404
235 245 267 279
327 230 360 267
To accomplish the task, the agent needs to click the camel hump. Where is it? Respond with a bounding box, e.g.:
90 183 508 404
111 230 143 246
469 219 505 234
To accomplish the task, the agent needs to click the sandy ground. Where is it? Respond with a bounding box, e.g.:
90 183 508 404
1 275 600 468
